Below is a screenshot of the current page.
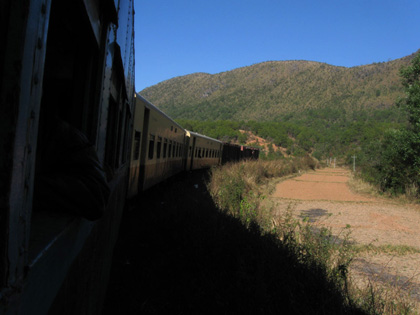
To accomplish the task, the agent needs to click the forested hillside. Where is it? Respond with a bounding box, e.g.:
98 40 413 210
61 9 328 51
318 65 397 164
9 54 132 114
140 52 418 121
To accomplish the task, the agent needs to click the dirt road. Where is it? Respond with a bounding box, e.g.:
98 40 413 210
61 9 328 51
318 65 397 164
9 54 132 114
271 168 420 308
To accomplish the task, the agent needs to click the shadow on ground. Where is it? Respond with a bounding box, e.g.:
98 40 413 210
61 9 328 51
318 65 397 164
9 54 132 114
299 208 330 223
104 170 365 314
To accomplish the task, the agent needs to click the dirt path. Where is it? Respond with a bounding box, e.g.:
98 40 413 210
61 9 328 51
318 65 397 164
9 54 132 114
271 168 420 309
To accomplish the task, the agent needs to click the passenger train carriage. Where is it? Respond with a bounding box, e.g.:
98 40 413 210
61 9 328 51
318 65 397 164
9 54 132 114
0 1 258 314
185 131 223 171
128 94 187 196
128 95 225 197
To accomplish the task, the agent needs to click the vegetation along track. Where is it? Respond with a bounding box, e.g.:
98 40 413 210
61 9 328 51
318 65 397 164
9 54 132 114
271 167 420 308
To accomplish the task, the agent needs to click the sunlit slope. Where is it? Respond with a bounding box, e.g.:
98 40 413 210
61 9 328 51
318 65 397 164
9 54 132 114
140 51 418 121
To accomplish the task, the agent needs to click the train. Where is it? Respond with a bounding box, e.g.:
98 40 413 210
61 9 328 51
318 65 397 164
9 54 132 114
127 94 258 197
0 1 258 314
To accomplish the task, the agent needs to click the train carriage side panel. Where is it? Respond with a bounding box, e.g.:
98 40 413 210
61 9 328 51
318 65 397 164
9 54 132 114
0 0 135 314
137 95 186 191
188 131 222 170
45 1 136 314
128 94 145 198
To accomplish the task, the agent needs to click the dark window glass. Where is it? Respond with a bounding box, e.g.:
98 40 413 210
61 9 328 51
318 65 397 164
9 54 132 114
148 135 155 159
163 139 167 158
157 137 162 159
133 131 141 160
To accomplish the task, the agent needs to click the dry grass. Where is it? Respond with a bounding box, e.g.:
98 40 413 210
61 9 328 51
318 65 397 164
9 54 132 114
348 175 383 198
352 244 420 256
348 173 420 205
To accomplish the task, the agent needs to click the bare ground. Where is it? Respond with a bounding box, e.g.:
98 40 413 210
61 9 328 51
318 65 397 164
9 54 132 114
271 168 420 310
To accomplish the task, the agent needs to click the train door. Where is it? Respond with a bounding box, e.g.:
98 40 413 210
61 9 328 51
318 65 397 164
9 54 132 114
183 134 190 170
128 95 145 198
139 107 150 190
190 136 197 170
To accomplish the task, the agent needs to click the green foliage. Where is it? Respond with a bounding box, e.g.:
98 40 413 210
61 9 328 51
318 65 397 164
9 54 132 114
355 53 420 196
176 119 247 143
178 107 407 161
398 52 420 131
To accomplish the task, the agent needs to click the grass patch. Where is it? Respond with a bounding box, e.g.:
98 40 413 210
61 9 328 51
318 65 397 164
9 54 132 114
349 173 420 205
352 244 420 256
348 174 384 199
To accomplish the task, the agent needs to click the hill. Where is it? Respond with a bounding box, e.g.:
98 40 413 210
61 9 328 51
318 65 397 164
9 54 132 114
140 51 418 121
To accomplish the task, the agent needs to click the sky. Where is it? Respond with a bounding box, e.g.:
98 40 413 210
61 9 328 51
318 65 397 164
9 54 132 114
134 0 419 92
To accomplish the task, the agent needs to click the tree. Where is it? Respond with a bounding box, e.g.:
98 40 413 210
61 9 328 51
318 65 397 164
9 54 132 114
398 53 420 131
375 53 420 194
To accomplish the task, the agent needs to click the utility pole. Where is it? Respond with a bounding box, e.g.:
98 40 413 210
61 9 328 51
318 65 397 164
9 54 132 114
352 155 356 172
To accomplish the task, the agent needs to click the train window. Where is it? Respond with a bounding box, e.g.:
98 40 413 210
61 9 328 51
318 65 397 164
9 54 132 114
172 142 176 157
29 0 111 282
163 139 167 158
133 131 141 160
114 106 124 167
175 128 177 133
157 137 162 159
189 146 192 157
120 107 131 165
104 97 119 169
148 135 155 159
40 1 101 142
168 141 172 158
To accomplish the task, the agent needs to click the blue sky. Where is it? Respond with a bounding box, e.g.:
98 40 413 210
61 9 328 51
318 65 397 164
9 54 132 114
134 0 419 92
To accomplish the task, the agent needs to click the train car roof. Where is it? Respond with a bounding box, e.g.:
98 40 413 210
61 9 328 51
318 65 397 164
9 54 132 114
186 130 223 144
223 142 260 151
135 93 185 131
